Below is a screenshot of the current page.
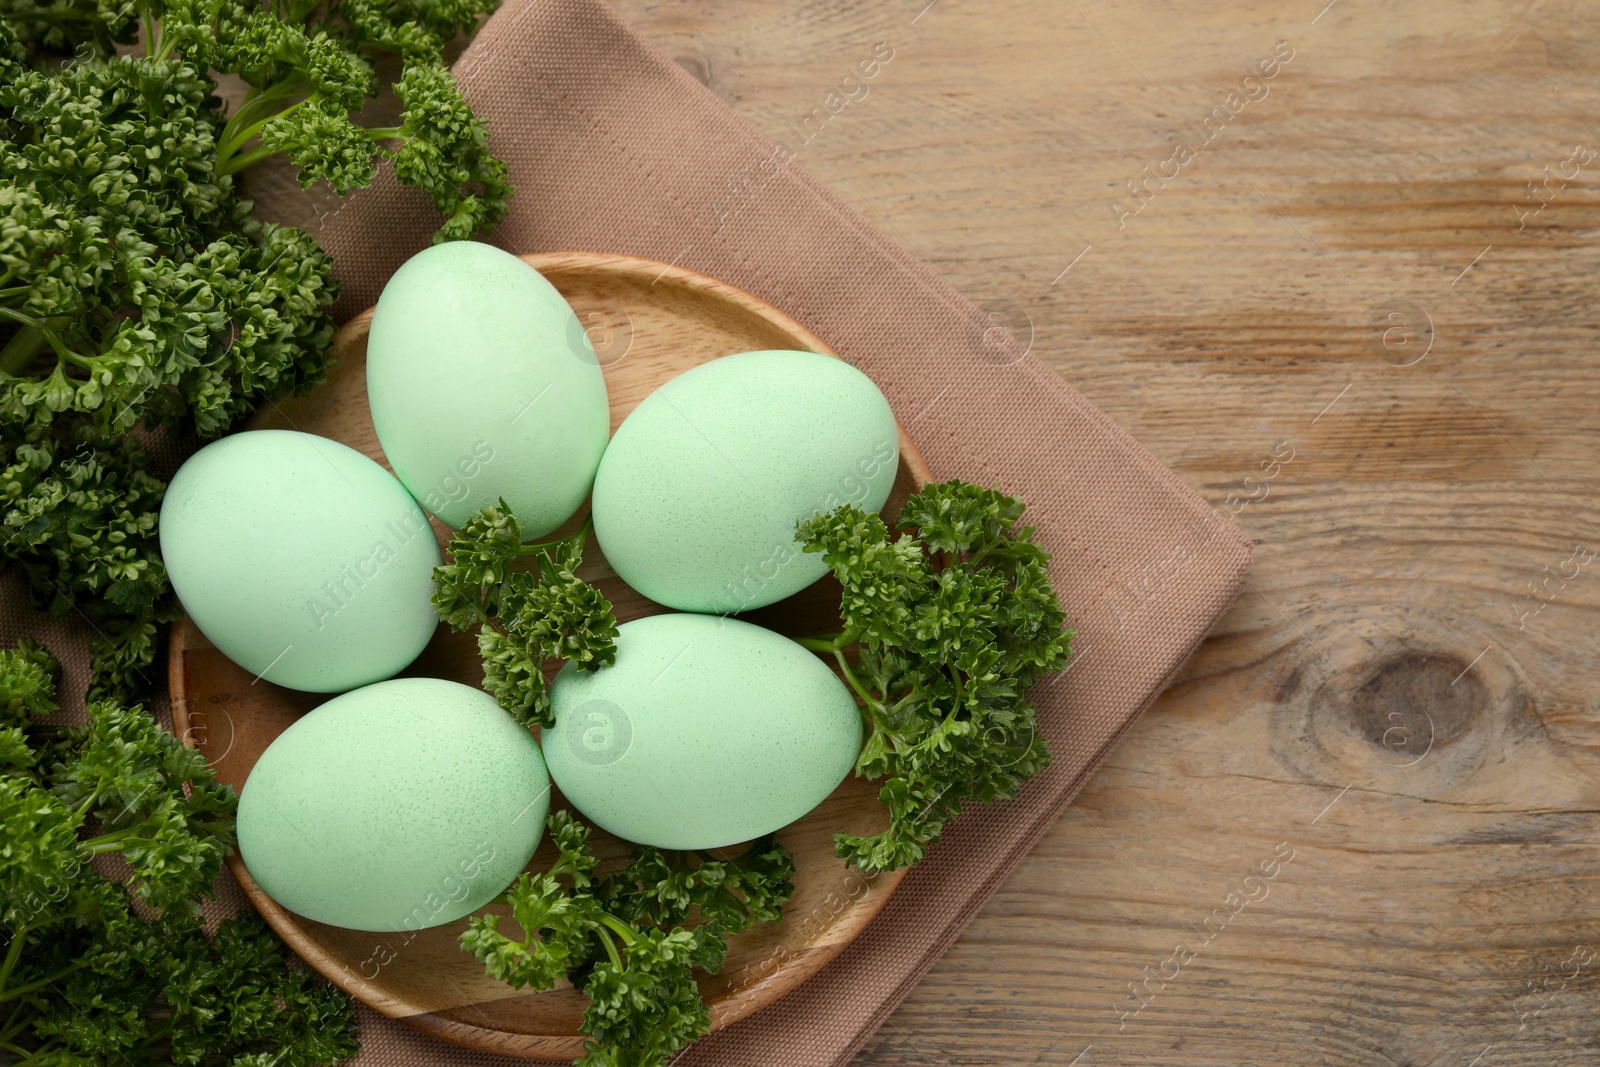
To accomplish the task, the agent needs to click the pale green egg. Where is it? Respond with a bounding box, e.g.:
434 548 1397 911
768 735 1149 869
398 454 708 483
543 613 862 849
366 241 610 535
590 350 898 613
237 677 549 932
160 430 439 693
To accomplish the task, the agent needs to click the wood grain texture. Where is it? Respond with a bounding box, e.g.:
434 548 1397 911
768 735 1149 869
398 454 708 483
226 2 1600 1062
168 253 934 1058
544 2 1598 1065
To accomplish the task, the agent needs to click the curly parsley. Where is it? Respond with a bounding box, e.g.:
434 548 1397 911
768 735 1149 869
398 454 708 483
432 501 619 728
0 0 511 699
0 638 359 1064
796 479 1074 873
460 810 795 1067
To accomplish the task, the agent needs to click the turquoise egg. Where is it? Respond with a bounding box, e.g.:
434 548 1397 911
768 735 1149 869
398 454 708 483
543 613 862 849
591 350 898 613
237 678 549 932
366 241 610 535
160 430 439 693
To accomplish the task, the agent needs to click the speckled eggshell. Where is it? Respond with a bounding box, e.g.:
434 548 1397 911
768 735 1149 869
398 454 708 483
366 241 610 535
237 677 549 932
590 349 898 613
543 613 862 849
160 430 439 693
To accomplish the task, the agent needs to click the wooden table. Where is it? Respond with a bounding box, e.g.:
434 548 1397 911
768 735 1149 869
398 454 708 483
232 1 1598 1061
589 2 1600 1064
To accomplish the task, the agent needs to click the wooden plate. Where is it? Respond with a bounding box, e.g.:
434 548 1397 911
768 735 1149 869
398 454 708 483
168 251 933 1059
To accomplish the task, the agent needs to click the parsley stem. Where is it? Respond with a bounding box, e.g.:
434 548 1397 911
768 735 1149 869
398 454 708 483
0 960 87 1003
81 827 139 853
798 635 881 718
6 1035 59 1063
216 142 286 175
0 325 45 376
966 535 1004 568
597 934 623 970
0 926 26 997
217 79 313 167
216 98 307 162
0 1005 31 1046
594 913 634 969
518 513 594 557
0 313 78 372
72 788 103 818
793 634 844 653
595 912 636 947
830 650 876 710
142 11 162 57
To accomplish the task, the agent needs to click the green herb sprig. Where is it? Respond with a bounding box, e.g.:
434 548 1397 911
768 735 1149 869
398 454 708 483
460 811 795 1067
796 479 1073 873
432 501 618 728
0 638 359 1064
0 0 511 700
